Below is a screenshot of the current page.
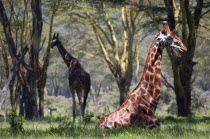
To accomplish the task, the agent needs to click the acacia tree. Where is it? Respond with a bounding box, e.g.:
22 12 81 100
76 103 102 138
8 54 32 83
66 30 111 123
163 0 205 116
0 0 18 109
21 0 43 119
74 3 145 104
0 0 60 119
37 0 61 118
0 35 9 87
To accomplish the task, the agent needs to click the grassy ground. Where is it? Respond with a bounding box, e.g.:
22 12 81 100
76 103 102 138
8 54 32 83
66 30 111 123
0 116 210 139
0 96 209 139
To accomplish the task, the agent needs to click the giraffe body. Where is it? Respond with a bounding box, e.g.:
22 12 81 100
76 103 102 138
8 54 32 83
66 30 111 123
96 38 161 129
96 22 187 129
51 33 91 122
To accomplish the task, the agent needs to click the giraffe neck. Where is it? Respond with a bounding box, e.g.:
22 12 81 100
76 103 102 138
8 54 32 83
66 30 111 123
95 33 164 129
55 42 74 67
138 38 162 102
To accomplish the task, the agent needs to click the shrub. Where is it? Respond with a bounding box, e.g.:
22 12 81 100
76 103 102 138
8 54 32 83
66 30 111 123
58 117 72 129
84 111 94 124
8 108 24 131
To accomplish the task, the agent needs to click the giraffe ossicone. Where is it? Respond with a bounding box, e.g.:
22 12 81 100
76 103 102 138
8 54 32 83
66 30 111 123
96 21 187 129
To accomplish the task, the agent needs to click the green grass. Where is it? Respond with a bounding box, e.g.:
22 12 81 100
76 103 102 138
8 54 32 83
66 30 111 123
0 116 210 139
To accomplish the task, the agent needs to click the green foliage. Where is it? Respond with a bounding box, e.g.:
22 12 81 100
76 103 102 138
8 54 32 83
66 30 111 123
8 108 24 131
48 117 73 133
164 115 176 122
57 117 72 129
84 111 94 124
103 106 111 114
168 102 178 115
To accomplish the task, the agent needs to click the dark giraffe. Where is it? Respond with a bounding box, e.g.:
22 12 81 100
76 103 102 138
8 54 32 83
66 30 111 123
96 21 187 129
51 33 91 122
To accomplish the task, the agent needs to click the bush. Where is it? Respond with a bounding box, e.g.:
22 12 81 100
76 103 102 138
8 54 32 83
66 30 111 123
84 111 94 124
8 108 24 131
58 117 72 129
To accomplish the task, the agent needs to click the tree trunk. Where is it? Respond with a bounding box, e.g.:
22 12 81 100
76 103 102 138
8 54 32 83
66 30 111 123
164 0 203 116
180 59 193 116
37 62 47 118
9 79 15 107
0 0 16 58
38 83 45 118
19 86 25 116
24 0 43 120
0 0 17 112
54 87 59 97
25 80 38 119
18 71 28 117
14 80 21 110
117 79 130 105
176 95 186 116
82 4 142 104
36 1 60 118
168 38 194 117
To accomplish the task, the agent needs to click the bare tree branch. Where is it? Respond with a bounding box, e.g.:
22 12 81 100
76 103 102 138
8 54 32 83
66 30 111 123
91 24 115 70
0 0 17 58
200 9 210 18
121 6 129 63
21 0 30 49
0 35 9 78
194 0 203 28
147 0 161 31
83 12 113 48
161 73 175 91
135 12 145 33
39 36 46 52
0 46 28 110
199 23 210 30
69 46 104 62
179 0 188 45
103 14 120 63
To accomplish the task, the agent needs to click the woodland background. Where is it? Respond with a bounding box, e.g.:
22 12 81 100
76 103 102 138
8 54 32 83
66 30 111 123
0 0 210 138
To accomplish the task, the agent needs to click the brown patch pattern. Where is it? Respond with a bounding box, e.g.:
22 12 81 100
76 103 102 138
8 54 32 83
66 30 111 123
96 24 185 129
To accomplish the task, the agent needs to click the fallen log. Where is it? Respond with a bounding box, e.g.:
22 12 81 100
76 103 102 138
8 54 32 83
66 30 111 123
0 46 28 110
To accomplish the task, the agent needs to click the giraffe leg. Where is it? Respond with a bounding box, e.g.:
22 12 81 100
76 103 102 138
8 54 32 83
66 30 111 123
77 90 84 122
148 115 160 129
83 95 87 117
141 114 160 129
70 87 76 123
83 89 89 118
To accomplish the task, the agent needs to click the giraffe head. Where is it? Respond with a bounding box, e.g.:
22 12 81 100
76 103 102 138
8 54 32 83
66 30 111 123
156 21 187 53
51 33 60 48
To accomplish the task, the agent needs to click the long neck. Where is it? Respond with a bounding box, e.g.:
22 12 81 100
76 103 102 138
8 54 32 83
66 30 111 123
138 37 163 102
56 42 74 67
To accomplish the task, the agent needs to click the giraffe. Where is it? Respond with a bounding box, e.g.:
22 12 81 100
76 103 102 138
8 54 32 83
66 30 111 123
96 21 187 129
51 33 91 122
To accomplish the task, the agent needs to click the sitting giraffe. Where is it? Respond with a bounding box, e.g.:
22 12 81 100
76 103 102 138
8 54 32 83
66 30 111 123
96 21 187 129
51 33 91 122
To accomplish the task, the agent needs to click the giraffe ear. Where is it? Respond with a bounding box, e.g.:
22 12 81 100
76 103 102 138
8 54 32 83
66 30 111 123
162 21 171 33
57 33 59 38
53 33 56 38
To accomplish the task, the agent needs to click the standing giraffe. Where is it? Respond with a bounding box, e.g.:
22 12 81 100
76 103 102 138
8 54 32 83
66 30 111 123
96 21 187 129
51 33 91 122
